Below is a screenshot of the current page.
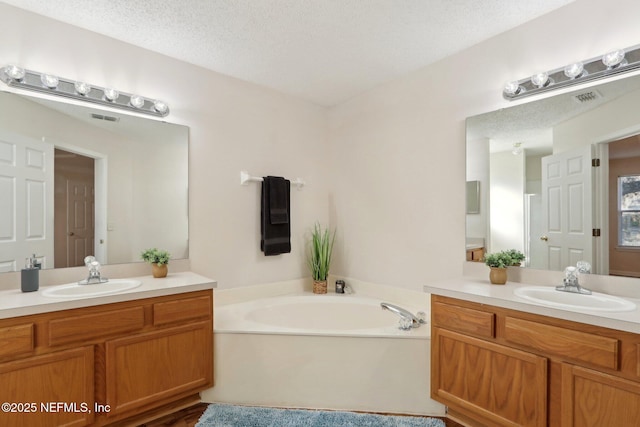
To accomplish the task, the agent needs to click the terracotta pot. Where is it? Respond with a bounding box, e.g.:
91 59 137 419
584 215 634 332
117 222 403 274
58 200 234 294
489 267 507 285
313 280 327 294
152 263 168 278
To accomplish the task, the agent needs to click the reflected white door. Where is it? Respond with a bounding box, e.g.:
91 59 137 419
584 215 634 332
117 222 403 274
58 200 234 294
541 145 593 271
526 194 546 269
0 132 54 272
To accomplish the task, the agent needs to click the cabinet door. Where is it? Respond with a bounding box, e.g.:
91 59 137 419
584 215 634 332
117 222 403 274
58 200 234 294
561 364 640 426
0 346 94 427
432 327 547 427
105 321 212 417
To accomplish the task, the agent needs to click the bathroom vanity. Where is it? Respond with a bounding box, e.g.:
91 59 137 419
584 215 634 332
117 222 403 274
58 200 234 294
0 272 215 427
425 278 640 427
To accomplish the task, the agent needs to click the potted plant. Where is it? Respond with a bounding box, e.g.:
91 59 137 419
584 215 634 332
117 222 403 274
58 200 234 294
505 249 525 266
483 251 513 285
307 222 336 294
141 248 171 278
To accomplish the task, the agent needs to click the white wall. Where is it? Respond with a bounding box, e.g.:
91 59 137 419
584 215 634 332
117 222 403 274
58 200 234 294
3 0 640 291
489 151 525 253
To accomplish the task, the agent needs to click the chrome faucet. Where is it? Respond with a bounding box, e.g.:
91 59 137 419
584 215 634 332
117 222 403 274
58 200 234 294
79 256 109 285
556 265 591 295
380 302 426 329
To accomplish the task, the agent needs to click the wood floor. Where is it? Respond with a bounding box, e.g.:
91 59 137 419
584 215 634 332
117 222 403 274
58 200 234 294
141 403 463 427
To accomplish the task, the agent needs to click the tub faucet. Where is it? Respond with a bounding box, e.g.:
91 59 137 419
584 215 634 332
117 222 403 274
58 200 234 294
380 302 426 329
556 266 591 295
79 256 109 285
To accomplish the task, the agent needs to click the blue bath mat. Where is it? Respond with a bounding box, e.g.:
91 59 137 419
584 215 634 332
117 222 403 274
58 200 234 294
196 403 446 427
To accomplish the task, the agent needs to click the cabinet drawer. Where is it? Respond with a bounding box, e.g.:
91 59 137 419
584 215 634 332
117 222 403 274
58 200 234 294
504 317 619 370
49 306 145 346
153 295 211 326
432 302 494 338
0 324 34 359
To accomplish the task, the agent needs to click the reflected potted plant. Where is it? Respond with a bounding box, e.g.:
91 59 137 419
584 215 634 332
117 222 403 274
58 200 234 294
505 249 525 266
484 252 513 285
141 248 170 278
307 222 336 294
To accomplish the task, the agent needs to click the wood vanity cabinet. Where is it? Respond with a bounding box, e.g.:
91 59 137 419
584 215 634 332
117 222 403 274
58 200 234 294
465 247 485 262
431 295 640 427
0 289 213 427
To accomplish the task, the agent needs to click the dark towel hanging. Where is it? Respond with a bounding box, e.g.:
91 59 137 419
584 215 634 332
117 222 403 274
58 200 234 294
268 176 289 224
261 176 291 255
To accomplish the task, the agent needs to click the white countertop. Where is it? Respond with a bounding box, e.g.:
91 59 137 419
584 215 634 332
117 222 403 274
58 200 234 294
424 277 640 334
0 271 216 319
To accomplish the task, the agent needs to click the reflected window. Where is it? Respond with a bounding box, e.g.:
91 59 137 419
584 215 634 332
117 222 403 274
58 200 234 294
618 175 640 247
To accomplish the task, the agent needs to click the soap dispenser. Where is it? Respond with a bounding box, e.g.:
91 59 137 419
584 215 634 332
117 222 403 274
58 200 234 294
21 256 39 292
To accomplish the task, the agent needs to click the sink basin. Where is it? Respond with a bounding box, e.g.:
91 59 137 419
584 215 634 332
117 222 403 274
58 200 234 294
514 286 636 312
42 279 142 299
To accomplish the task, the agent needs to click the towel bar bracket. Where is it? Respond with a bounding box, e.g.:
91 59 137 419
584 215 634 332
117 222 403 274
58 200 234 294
240 170 305 190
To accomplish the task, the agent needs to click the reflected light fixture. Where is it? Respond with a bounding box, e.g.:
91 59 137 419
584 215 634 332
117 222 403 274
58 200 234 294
0 64 169 117
512 142 523 155
503 44 640 101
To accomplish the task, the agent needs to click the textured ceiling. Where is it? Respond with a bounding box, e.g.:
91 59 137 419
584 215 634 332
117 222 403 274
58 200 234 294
2 0 574 106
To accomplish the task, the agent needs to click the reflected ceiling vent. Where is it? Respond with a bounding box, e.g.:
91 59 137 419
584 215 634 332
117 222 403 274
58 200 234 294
572 90 602 104
91 113 119 122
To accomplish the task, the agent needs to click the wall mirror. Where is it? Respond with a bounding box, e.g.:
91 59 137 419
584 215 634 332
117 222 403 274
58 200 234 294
0 91 189 273
466 73 640 278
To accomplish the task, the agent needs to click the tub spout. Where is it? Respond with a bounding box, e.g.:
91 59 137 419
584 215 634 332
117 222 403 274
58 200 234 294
380 302 426 329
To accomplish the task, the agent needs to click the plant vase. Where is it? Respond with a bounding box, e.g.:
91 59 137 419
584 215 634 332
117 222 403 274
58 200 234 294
489 267 507 285
313 280 327 294
152 263 168 278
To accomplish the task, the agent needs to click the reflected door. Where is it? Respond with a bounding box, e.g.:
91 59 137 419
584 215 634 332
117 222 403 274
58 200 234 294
541 145 593 271
0 132 54 272
54 149 94 268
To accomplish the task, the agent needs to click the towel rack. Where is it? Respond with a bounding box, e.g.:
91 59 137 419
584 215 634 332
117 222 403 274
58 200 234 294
240 170 305 189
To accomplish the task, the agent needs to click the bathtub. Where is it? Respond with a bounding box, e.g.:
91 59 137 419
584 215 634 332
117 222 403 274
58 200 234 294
201 291 446 416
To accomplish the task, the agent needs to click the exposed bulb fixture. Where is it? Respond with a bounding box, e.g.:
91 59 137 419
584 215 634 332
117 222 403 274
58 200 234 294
153 100 168 114
103 88 119 102
4 64 25 80
602 49 626 68
503 44 640 101
74 81 91 96
531 72 550 88
504 81 523 96
0 64 169 117
129 95 145 109
563 62 585 79
512 142 523 155
40 74 59 89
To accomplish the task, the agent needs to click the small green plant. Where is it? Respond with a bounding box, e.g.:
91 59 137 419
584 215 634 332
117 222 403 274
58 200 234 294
307 222 336 281
505 249 525 265
141 248 170 266
483 251 513 269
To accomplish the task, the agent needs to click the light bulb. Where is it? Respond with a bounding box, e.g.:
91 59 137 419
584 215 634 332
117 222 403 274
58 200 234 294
564 62 585 79
531 72 550 88
130 95 145 109
503 81 522 95
602 49 625 68
512 142 523 155
153 100 168 114
40 74 59 89
4 64 25 80
74 81 91 96
104 88 119 102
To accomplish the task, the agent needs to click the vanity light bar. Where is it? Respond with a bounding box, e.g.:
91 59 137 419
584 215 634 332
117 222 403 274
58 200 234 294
503 44 640 101
0 64 169 117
